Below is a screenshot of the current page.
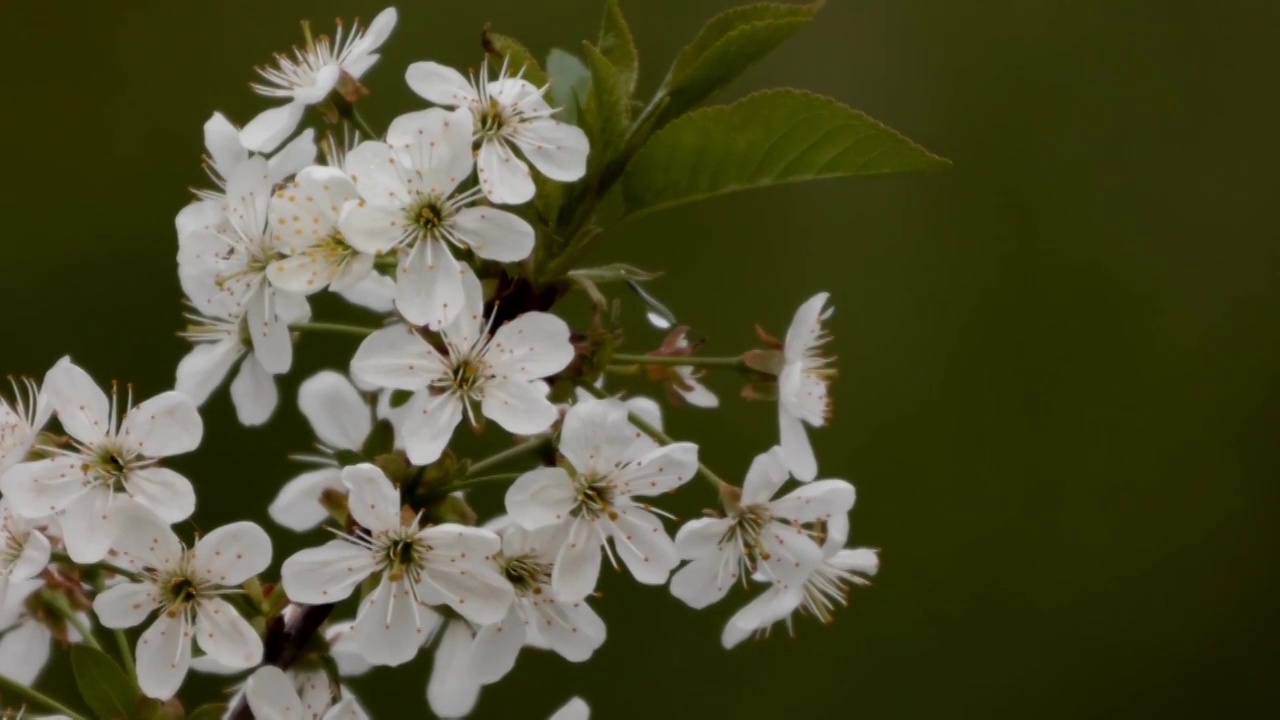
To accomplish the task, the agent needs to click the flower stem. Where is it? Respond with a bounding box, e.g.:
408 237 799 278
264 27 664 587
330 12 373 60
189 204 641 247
0 673 88 720
466 435 551 477
40 589 102 652
350 110 381 141
609 353 744 369
292 322 376 338
577 382 728 490
429 473 524 498
91 575 136 684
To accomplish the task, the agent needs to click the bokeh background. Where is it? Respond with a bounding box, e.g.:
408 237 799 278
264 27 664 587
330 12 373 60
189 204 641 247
2 0 1277 717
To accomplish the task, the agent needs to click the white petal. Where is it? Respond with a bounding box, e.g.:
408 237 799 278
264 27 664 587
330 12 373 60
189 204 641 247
741 447 791 505
611 442 699 497
245 666 303 720
606 503 678 585
673 517 734 560
192 522 272 586
293 64 341 104
323 698 370 720
350 576 429 666
203 112 246 180
625 395 664 430
343 141 412 209
44 358 109 445
426 620 480 718
124 467 196 523
769 479 855 523
831 547 880 576
281 540 378 604
418 528 512 626
336 271 396 312
93 582 161 629
385 108 474 198
778 407 817 482
241 102 306 154
486 311 575 379
779 360 830 427
175 338 244 406
469 606 525 684
477 138 535 204
504 467 575 530
350 324 447 391
674 369 720 408
514 118 589 182
268 129 319 184
784 292 832 363
60 489 118 564
448 206 534 262
480 379 556 436
0 457 91 518
111 502 183 570
230 356 279 427
352 7 398 57
330 251 376 292
396 238 466 330
721 586 794 650
342 464 401 534
557 399 636 477
551 518 601 602
248 286 293 375
8 528 50 582
195 597 263 669
269 468 344 532
549 698 590 720
533 598 606 663
0 619 50 684
338 200 409 255
136 612 192 700
401 392 463 465
405 61 478 107
759 523 824 582
298 371 372 450
120 392 203 458
267 253 332 294
670 555 736 609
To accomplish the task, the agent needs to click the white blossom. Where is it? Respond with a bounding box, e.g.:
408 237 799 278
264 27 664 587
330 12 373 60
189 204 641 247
1 359 202 562
245 665 368 720
269 371 374 531
504 398 698 600
778 292 835 481
720 508 878 649
0 375 51 476
0 578 70 685
242 8 398 152
93 507 272 699
0 499 51 605
405 58 589 204
337 107 535 328
266 165 377 296
280 464 513 667
350 271 573 465
670 447 854 609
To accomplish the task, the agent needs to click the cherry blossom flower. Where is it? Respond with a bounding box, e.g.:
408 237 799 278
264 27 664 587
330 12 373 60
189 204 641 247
1 359 202 562
0 374 51 476
266 165 376 296
405 58 589 204
0 499 51 605
504 398 698 600
0 578 76 685
245 665 369 720
269 371 374 531
350 271 573 465
337 107 535 328
242 8 398 152
93 507 272 699
778 292 835 481
280 464 513 667
720 507 878 649
670 447 854 609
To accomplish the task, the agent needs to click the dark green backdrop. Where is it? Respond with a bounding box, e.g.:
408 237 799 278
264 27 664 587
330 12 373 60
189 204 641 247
2 0 1276 717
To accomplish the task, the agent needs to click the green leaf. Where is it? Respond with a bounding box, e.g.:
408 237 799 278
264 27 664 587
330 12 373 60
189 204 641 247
70 644 139 720
482 29 547 88
582 42 632 179
622 89 949 216
546 49 592 125
599 0 639 94
187 705 229 720
660 2 821 122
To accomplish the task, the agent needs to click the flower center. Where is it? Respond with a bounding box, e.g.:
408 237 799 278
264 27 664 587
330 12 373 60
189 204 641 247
449 358 486 396
83 445 132 488
411 195 450 234
476 98 509 137
502 554 552 596
379 530 429 583
165 575 200 607
725 504 773 565
572 475 616 520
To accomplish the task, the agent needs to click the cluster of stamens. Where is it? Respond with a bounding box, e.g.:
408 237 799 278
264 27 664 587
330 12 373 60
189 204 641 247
571 475 616 521
502 554 552 597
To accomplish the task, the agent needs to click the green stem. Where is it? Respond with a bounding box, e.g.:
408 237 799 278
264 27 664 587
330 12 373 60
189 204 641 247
292 322 376 338
0 673 88 720
40 590 102 652
577 382 728 490
610 353 744 369
429 472 524 498
350 110 381 141
91 575 135 684
466 435 551 477
51 552 139 582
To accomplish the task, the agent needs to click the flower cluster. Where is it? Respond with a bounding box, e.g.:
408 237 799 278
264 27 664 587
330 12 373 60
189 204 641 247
0 3 896 718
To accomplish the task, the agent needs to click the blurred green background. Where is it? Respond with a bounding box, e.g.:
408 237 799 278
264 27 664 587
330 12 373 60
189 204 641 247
2 0 1277 717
